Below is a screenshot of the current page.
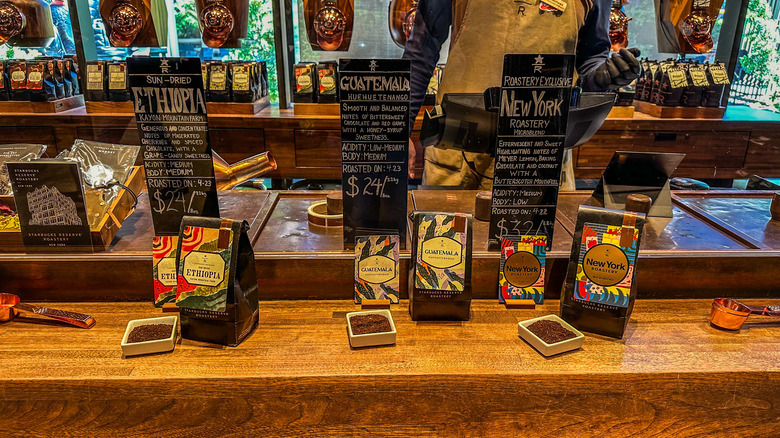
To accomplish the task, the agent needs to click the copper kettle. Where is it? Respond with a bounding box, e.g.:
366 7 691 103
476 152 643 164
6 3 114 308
0 0 55 47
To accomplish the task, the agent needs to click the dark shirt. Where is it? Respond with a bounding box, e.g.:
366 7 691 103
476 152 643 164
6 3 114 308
403 0 612 121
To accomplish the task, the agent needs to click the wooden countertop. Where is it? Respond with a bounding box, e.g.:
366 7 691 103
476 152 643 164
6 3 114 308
1 299 778 436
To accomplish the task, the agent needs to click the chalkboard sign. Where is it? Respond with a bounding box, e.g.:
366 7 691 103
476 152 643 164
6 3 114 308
128 57 219 236
488 54 574 250
7 161 92 251
339 59 411 249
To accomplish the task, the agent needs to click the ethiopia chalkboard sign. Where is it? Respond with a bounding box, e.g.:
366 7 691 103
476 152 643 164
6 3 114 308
339 59 411 249
488 54 574 250
128 57 219 236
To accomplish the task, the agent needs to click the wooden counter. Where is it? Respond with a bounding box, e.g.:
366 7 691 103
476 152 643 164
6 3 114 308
1 106 779 180
1 299 778 436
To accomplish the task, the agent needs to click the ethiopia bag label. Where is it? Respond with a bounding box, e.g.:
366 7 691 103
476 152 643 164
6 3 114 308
354 235 399 304
499 235 546 304
175 225 232 312
153 235 179 306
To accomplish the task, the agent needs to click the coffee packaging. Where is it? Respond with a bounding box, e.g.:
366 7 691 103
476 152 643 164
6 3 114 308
498 235 546 304
26 61 47 102
85 61 108 101
560 205 646 339
316 61 337 103
354 235 400 304
681 63 707 107
67 57 80 95
258 61 269 98
231 62 253 103
0 61 8 101
57 59 73 97
107 61 130 102
293 62 317 103
40 59 61 101
208 62 231 102
201 62 210 97
8 60 28 101
0 144 47 195
409 212 472 321
176 216 259 346
153 235 179 307
703 62 728 107
657 65 687 107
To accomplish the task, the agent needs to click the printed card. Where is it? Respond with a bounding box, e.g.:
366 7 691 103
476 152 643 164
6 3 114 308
574 222 639 308
355 235 400 303
499 235 546 304
175 225 232 312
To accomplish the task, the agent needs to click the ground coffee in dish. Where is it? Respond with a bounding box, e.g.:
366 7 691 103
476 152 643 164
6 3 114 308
127 324 173 343
350 314 392 335
527 320 576 344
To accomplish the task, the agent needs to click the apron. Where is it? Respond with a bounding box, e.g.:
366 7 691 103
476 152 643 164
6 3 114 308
423 0 580 189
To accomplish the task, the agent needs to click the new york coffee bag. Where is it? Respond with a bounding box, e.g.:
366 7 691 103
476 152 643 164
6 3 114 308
175 216 259 346
409 211 472 321
560 205 645 339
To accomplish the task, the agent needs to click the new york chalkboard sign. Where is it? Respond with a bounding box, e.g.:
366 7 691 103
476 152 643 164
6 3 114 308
7 161 92 251
128 57 219 236
339 59 411 249
488 54 574 250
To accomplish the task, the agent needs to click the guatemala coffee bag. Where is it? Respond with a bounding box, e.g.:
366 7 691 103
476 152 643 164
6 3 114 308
176 216 259 346
560 205 645 339
409 211 472 321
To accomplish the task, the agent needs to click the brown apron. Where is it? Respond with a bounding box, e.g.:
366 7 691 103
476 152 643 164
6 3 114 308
423 0 580 189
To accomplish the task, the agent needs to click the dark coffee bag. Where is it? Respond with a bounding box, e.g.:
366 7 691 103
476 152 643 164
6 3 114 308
208 62 231 102
0 61 8 101
316 61 337 103
293 62 317 103
26 61 47 102
107 61 131 102
8 60 28 101
57 59 73 97
657 65 688 107
176 216 259 347
85 61 108 101
560 205 646 339
702 62 728 107
409 211 472 321
231 62 253 103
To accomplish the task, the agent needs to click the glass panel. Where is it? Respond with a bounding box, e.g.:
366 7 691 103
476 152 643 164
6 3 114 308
729 0 780 113
84 0 278 102
291 0 449 64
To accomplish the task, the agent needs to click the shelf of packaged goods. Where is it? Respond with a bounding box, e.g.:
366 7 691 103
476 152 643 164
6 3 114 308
0 299 777 436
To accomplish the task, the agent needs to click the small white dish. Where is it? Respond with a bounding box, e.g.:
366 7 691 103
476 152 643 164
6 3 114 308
121 315 178 357
346 309 396 348
517 314 584 357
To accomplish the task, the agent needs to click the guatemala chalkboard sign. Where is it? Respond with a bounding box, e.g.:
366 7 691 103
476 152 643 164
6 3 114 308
488 54 574 250
128 57 219 236
339 59 411 249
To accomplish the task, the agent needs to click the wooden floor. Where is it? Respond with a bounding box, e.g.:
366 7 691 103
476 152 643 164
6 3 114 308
1 299 778 437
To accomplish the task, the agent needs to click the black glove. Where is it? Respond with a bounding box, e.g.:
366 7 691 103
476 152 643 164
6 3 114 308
593 48 641 90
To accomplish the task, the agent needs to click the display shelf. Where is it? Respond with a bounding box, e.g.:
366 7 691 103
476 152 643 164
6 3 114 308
0 95 85 114
633 100 727 119
85 97 271 115
0 299 777 436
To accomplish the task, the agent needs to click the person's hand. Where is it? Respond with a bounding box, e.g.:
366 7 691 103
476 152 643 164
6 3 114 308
593 48 641 90
408 137 423 179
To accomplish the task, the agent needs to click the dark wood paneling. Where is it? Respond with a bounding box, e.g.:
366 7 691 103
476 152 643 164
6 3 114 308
576 130 749 169
744 130 780 173
0 126 57 155
294 129 341 168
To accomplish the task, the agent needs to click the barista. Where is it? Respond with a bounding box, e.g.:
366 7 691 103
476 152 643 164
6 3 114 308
403 0 640 188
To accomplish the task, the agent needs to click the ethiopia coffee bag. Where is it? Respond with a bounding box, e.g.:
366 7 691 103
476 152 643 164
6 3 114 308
409 211 472 321
560 205 645 339
176 216 259 346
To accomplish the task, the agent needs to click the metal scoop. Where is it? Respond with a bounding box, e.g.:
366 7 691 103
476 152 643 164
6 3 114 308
0 293 96 329
710 298 780 330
